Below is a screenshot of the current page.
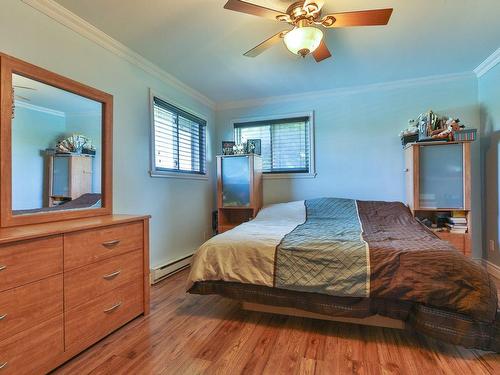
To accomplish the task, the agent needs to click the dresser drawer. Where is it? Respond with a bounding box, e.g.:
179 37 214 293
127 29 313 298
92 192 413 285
64 222 143 270
65 250 143 310
0 315 63 374
0 236 63 292
0 275 62 341
65 278 143 350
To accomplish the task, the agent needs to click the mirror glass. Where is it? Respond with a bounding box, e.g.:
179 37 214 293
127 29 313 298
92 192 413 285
11 74 102 215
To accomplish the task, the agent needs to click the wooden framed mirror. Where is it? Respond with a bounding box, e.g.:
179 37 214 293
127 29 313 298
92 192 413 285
0 53 113 227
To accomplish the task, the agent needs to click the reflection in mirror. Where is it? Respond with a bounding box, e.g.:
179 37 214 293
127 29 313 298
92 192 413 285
11 74 102 215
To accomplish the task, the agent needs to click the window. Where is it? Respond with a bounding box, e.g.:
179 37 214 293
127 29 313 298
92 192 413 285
151 96 206 177
234 115 313 175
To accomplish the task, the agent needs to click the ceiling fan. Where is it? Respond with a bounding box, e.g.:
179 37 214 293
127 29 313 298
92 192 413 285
224 0 393 62
13 85 36 102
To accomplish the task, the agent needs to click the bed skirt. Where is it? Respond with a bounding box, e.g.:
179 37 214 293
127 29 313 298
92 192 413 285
189 280 500 353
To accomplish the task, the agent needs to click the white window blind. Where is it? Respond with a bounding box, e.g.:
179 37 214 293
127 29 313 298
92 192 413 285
234 117 310 174
152 97 206 175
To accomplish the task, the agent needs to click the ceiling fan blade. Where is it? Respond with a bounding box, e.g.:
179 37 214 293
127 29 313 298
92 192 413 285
322 8 393 28
15 95 31 102
312 40 332 62
244 30 289 57
224 0 286 21
303 0 325 13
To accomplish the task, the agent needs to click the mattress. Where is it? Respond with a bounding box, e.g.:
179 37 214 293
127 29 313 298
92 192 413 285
188 198 499 352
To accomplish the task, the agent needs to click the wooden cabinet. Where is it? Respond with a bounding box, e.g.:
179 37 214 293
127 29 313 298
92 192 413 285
0 215 149 374
0 53 148 373
0 316 64 374
65 279 143 351
46 153 94 207
217 154 263 233
404 141 472 256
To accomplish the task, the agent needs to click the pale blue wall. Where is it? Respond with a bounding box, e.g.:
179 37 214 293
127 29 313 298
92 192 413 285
216 75 483 259
0 0 215 268
479 62 500 266
12 106 66 210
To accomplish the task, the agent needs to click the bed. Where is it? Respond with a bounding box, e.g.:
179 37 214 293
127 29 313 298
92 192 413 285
13 193 101 215
187 198 499 352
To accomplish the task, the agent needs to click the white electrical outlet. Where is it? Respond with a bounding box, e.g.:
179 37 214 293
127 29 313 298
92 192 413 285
489 240 496 253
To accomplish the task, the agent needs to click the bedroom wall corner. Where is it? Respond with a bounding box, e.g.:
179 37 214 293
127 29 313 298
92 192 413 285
0 0 216 269
479 61 500 267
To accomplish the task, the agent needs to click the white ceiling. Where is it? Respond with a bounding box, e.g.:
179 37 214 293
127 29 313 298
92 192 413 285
54 0 500 103
13 74 101 115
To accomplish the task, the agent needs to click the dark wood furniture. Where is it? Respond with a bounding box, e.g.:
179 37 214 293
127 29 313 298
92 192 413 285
0 52 150 374
216 154 263 233
404 141 472 257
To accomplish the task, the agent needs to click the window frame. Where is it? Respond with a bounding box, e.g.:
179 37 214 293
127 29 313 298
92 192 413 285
149 90 208 180
231 111 316 179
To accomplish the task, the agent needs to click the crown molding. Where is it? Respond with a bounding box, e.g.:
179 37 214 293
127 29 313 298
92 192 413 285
474 48 500 78
216 72 475 111
21 0 216 110
14 100 65 117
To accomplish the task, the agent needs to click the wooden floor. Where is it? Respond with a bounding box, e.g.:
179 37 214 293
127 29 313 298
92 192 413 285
53 269 500 375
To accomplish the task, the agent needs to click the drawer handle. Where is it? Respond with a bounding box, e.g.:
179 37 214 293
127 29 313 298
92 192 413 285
103 302 122 313
103 270 121 280
0 314 6 321
0 265 6 272
0 362 7 370
102 240 121 249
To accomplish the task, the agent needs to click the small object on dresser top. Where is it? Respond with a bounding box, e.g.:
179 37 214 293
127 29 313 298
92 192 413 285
222 141 236 155
246 139 261 155
453 129 477 142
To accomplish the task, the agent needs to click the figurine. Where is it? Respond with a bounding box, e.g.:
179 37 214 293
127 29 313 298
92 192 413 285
431 118 464 140
399 119 418 137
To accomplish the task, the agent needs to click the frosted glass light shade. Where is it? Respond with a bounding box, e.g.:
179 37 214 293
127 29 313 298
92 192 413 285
284 27 323 57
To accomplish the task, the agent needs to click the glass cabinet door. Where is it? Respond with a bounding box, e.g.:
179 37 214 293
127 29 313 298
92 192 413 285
222 156 250 207
419 144 463 209
52 156 70 197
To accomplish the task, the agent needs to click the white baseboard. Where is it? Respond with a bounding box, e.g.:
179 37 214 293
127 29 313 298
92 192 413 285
150 254 192 284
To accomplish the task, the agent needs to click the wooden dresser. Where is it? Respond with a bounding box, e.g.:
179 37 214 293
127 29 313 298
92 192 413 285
216 154 263 233
0 215 150 374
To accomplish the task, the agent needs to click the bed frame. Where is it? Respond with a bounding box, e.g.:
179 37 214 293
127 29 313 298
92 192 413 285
241 302 406 330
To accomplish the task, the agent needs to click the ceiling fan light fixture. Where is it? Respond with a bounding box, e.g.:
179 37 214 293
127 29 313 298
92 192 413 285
283 26 323 57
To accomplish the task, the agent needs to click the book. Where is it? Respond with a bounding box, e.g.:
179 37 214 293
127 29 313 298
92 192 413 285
450 228 467 234
446 223 468 230
452 211 467 218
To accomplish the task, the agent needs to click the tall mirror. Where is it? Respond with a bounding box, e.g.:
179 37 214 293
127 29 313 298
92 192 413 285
0 53 112 227
12 74 103 215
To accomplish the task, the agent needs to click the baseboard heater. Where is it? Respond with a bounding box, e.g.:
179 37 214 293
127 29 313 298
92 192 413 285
150 254 192 284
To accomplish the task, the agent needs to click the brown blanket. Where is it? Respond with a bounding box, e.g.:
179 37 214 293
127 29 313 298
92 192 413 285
358 200 497 323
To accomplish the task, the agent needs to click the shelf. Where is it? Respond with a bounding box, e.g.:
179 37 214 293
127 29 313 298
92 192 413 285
414 208 470 212
219 206 254 210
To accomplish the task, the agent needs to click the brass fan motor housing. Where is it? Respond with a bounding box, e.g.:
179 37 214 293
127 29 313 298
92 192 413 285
277 1 332 28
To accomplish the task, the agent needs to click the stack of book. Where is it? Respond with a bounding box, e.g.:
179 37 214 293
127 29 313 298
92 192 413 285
446 215 468 234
